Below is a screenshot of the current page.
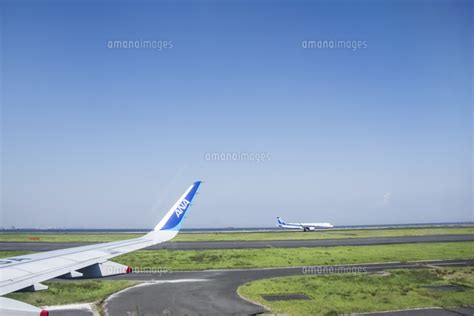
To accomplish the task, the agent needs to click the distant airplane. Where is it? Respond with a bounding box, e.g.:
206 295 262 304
0 181 202 316
276 216 333 232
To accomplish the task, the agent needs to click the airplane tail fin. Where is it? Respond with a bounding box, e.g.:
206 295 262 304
153 181 201 231
277 216 286 225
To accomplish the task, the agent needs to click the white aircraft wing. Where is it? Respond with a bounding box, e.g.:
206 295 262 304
0 181 201 316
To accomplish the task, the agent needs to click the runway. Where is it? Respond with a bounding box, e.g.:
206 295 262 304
2 234 473 252
103 259 474 315
42 259 474 315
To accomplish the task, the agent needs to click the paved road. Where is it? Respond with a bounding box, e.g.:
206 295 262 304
358 307 474 316
103 259 474 316
50 309 93 316
1 234 473 252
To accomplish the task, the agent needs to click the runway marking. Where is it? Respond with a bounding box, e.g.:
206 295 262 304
354 306 450 315
145 278 209 284
45 302 98 316
45 303 95 310
424 262 467 267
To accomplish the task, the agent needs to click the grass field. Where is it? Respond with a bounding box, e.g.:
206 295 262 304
0 227 473 243
238 267 474 315
113 242 474 270
3 242 471 271
0 250 32 258
5 280 137 307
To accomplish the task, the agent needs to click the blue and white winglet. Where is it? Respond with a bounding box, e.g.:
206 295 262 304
0 181 202 316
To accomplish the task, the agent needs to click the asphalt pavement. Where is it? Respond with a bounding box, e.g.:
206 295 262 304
103 259 474 315
1 234 473 252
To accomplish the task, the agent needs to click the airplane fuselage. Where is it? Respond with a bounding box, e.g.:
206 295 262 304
277 217 334 231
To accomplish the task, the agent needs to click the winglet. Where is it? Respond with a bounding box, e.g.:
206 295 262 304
153 181 201 231
277 216 285 225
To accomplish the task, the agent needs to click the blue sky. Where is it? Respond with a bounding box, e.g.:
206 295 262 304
1 0 472 228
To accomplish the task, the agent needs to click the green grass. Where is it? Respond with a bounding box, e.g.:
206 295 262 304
1 227 473 243
0 251 32 258
175 227 474 242
112 242 474 270
238 267 474 315
2 242 473 271
6 280 137 307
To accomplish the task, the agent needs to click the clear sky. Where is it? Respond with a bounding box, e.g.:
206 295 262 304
1 0 472 228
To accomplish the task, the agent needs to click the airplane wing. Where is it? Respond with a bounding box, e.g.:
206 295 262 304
0 181 202 316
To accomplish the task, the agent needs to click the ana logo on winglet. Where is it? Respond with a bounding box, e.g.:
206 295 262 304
175 199 190 218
